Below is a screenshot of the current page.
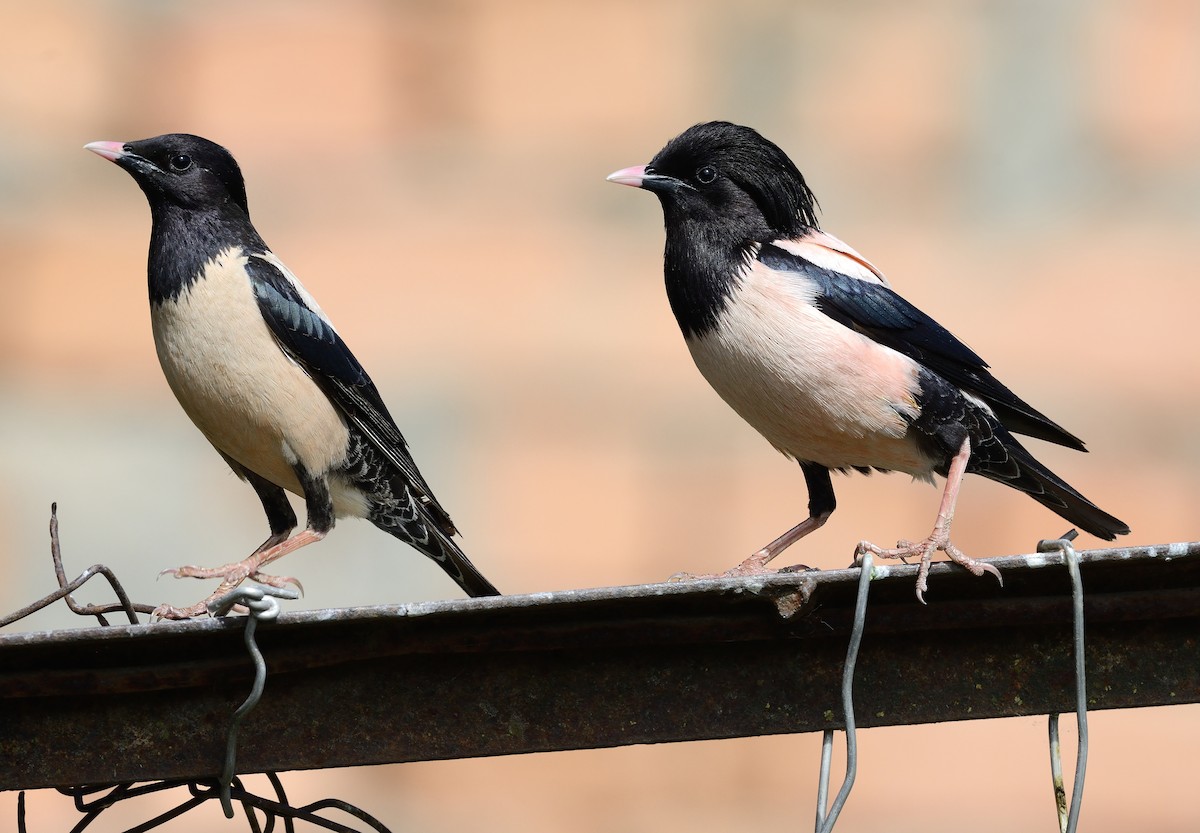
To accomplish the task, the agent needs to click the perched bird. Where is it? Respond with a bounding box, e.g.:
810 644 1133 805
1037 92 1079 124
608 121 1128 599
86 134 499 618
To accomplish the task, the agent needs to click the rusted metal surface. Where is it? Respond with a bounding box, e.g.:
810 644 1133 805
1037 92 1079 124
2 541 1198 791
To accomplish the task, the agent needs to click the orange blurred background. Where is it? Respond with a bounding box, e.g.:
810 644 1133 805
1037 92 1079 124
2 0 1198 830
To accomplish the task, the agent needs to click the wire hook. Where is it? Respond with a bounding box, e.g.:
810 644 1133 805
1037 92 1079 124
814 552 873 833
1037 530 1088 833
210 582 299 818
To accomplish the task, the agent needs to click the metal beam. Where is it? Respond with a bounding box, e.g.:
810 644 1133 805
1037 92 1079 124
2 541 1198 791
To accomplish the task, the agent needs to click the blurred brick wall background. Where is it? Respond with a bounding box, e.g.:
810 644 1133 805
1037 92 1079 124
2 0 1198 830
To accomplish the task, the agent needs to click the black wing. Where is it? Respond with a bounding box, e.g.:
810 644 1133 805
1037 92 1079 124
757 243 1085 450
245 253 457 532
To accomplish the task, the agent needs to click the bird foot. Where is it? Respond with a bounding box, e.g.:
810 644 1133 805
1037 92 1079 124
154 559 302 620
151 600 217 620
855 536 1002 603
161 561 301 591
669 549 816 582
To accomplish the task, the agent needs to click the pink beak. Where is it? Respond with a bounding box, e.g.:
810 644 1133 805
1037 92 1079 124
606 165 647 188
84 141 127 162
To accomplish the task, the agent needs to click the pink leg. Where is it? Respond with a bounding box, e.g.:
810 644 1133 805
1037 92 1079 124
153 528 326 620
671 510 831 581
856 437 1002 602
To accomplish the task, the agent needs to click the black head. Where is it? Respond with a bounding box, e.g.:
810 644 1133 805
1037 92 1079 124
608 122 822 338
87 134 262 304
610 121 819 242
86 133 249 217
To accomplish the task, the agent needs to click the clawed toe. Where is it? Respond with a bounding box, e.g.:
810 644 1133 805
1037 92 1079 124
160 562 251 582
154 556 303 621
669 552 815 583
945 544 1004 585
857 534 1002 603
249 571 303 594
151 602 213 621
776 562 816 574
977 560 1004 586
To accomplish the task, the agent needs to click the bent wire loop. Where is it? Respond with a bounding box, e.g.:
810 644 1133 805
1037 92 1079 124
10 506 394 832
1038 530 1088 833
209 582 301 818
814 532 1089 833
814 552 873 833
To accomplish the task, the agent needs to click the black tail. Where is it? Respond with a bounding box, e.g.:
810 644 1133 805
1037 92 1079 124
976 429 1129 540
370 500 501 597
426 526 502 597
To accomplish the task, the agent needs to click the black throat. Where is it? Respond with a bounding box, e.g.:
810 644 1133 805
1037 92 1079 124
661 215 757 341
147 203 265 305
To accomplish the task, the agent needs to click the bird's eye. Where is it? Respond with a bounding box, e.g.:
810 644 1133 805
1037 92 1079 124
169 154 193 172
695 164 718 184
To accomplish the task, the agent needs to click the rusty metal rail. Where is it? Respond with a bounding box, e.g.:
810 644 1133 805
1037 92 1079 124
2 541 1198 792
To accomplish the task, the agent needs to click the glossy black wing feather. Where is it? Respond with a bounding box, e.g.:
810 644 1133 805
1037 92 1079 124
245 254 457 530
757 243 1086 450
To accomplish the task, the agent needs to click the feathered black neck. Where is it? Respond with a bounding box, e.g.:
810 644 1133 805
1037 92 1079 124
147 202 266 304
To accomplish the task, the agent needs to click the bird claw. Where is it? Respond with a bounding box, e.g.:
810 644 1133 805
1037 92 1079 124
160 561 251 582
980 561 1003 584
856 535 1003 603
153 558 303 621
151 601 213 621
669 550 814 582
249 571 304 595
777 562 818 574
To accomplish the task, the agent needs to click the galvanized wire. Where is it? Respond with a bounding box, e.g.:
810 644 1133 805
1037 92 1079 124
1038 530 1088 833
7 507 388 831
814 732 834 829
813 552 873 833
209 583 299 818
